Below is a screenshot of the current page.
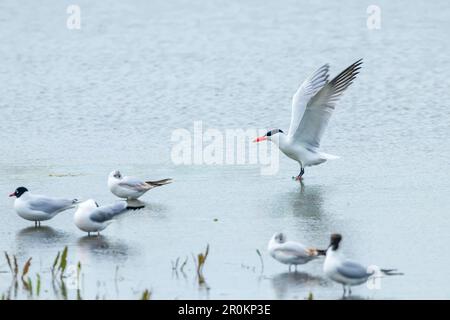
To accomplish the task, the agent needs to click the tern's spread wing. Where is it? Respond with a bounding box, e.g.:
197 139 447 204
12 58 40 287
118 176 152 191
90 202 127 223
292 59 362 150
288 64 330 138
337 260 369 280
28 195 75 214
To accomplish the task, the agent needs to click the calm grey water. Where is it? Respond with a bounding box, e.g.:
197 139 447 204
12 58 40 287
0 0 449 299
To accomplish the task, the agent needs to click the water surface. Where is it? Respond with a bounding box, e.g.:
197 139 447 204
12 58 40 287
0 0 449 299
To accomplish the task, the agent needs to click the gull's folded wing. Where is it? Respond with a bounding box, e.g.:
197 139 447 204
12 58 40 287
337 260 370 279
29 196 75 214
118 176 152 191
89 202 127 223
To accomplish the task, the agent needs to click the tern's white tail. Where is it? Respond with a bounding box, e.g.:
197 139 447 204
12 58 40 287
320 152 340 160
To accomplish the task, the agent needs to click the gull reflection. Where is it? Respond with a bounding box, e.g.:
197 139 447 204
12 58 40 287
271 271 328 299
125 200 168 216
126 199 145 209
76 235 130 264
338 294 367 300
15 226 70 257
144 202 168 214
17 226 67 241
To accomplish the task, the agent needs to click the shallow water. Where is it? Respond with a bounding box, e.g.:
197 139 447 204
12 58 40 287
0 0 450 299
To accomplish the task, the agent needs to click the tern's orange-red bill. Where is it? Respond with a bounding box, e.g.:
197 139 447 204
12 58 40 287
253 136 267 143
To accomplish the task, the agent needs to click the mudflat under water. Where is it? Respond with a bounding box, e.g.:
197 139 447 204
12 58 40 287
0 0 449 299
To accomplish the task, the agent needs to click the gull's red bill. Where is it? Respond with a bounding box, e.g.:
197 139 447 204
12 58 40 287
253 136 267 143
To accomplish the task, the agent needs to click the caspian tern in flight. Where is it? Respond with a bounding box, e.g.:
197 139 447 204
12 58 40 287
74 199 132 236
268 232 326 271
254 59 363 181
108 170 172 200
323 234 402 296
9 187 79 227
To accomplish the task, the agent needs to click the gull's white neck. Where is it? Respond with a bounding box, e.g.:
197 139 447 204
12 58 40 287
325 247 342 262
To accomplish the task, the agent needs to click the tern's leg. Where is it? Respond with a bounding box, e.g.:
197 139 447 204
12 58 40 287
88 232 90 237
288 265 292 272
34 221 37 228
348 287 352 296
342 285 346 297
97 232 100 237
294 163 305 181
38 221 41 227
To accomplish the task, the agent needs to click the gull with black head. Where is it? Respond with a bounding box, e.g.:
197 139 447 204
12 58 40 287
323 233 402 296
9 187 79 227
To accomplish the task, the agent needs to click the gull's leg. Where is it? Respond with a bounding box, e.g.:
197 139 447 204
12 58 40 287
38 221 41 227
88 232 90 237
342 285 346 297
34 221 37 228
348 287 352 296
97 231 100 237
288 265 292 272
294 265 298 272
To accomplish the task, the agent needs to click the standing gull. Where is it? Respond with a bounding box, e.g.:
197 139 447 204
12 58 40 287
323 234 402 296
268 232 325 271
74 199 133 236
108 170 172 200
9 187 79 227
254 59 363 180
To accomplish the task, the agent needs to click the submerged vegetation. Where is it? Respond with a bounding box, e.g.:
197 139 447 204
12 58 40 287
1 247 151 300
1 244 212 300
141 289 152 300
256 249 264 274
1 243 316 299
193 244 209 286
2 252 33 299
